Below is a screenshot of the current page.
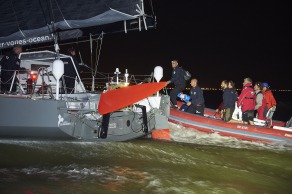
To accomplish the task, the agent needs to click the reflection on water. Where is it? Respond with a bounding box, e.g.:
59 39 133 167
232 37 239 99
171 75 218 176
1 123 292 194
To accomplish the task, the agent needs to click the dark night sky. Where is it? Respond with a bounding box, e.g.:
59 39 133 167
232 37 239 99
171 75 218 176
14 1 289 89
83 1 291 89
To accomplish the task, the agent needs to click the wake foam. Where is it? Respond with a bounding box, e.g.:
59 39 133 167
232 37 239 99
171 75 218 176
168 122 292 151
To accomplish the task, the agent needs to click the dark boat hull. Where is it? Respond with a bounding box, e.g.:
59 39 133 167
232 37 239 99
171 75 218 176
0 96 170 142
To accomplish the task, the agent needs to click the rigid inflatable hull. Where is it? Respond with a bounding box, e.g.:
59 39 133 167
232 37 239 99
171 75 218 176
169 108 292 144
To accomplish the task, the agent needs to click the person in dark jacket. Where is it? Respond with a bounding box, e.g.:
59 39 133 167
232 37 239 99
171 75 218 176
186 78 205 116
62 47 80 93
216 80 239 121
0 44 23 93
166 59 186 109
220 80 238 122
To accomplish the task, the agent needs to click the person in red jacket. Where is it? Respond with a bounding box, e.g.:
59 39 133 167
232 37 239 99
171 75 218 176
262 82 277 111
237 77 255 125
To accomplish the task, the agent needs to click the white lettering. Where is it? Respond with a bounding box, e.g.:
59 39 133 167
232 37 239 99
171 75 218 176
109 123 117 128
0 36 53 48
237 125 248 130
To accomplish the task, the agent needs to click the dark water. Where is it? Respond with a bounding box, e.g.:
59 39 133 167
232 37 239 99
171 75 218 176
1 91 292 194
1 126 292 194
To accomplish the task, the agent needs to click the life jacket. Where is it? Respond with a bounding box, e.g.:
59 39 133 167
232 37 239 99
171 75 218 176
237 83 255 112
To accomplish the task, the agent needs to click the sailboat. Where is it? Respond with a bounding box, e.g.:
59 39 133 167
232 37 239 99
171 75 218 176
0 0 170 141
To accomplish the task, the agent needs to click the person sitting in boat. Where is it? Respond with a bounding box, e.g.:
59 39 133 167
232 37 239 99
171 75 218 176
262 82 277 115
186 78 205 116
166 59 186 109
61 47 81 93
218 80 238 122
254 82 268 120
0 44 26 93
237 77 255 125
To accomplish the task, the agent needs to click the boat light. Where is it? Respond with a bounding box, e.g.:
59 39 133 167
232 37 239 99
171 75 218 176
30 72 38 81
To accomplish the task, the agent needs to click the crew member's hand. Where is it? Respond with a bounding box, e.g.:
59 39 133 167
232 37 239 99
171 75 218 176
187 102 191 106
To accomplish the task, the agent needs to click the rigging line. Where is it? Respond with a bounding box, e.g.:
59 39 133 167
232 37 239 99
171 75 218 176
148 0 155 16
94 38 99 76
38 0 53 35
48 0 55 24
45 0 53 26
10 0 24 37
48 0 58 46
90 34 93 78
46 0 59 51
95 71 109 78
53 0 72 28
94 32 104 76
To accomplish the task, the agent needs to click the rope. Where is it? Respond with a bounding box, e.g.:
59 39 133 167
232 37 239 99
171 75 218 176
38 0 53 35
94 33 104 76
10 0 23 37
53 0 72 28
147 0 155 16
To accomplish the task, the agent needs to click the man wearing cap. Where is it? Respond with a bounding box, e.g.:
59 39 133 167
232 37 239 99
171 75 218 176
262 82 277 111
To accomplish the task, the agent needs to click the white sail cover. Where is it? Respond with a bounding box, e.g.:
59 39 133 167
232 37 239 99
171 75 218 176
0 0 152 49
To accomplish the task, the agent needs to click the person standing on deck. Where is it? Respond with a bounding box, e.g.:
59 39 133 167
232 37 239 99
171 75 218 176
220 80 238 122
186 78 205 116
0 44 23 93
229 80 242 121
262 82 277 113
62 47 81 93
254 82 267 120
166 59 186 109
216 80 238 121
237 77 255 125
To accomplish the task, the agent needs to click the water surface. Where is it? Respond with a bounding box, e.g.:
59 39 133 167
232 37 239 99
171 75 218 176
1 123 292 194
